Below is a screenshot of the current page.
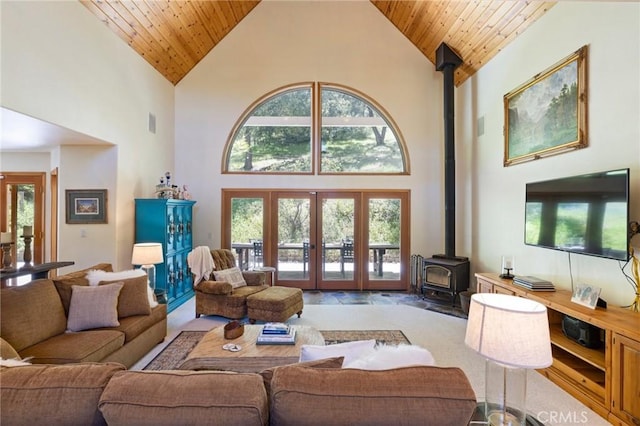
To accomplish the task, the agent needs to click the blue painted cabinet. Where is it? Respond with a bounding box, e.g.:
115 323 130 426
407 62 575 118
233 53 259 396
135 199 196 313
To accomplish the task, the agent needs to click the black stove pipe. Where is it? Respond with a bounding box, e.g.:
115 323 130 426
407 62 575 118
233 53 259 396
435 43 463 260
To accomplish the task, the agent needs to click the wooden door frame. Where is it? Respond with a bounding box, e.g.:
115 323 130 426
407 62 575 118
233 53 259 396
222 188 410 291
0 172 46 264
315 191 362 290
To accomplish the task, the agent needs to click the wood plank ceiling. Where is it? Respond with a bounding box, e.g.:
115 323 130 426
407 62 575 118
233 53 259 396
81 1 555 86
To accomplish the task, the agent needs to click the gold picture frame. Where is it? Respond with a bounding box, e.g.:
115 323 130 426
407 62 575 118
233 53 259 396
504 45 588 166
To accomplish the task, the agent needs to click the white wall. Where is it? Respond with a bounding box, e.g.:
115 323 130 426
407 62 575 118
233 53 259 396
459 2 640 306
1 1 176 270
175 0 447 258
4 1 638 305
57 146 118 271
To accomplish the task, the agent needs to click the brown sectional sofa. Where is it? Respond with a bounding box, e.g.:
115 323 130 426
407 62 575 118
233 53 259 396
0 264 167 368
0 361 477 426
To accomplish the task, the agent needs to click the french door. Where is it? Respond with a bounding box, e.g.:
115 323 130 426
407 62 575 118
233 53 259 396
222 189 409 291
0 172 45 266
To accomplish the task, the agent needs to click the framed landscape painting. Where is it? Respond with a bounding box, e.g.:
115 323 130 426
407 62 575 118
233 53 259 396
66 189 108 224
504 45 588 166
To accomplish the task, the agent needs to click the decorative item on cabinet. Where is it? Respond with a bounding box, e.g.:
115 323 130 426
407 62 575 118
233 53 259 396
499 255 514 279
154 171 191 200
627 220 640 312
135 198 196 313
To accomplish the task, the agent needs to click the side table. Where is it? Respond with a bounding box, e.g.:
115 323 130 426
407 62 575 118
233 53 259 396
255 266 276 286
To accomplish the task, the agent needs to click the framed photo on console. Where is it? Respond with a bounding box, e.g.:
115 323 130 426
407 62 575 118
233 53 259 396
571 284 601 309
66 189 108 224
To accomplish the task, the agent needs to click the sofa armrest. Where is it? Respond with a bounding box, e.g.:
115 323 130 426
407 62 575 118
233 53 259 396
243 271 266 286
195 280 233 295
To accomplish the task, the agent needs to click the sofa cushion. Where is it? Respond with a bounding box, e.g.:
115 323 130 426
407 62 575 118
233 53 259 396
19 330 125 364
99 275 152 317
270 365 477 426
0 362 125 426
67 283 123 332
53 276 90 316
56 270 155 318
213 266 247 289
99 370 268 426
107 304 167 343
195 279 233 295
53 263 114 315
1 280 68 352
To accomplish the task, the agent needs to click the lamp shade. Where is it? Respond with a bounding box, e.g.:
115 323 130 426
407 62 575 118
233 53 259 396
465 293 552 369
131 243 163 266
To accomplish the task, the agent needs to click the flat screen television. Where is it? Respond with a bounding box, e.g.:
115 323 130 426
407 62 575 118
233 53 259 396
525 168 630 261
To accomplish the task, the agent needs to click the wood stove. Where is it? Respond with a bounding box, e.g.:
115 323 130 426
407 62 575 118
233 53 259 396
421 43 470 305
422 255 469 305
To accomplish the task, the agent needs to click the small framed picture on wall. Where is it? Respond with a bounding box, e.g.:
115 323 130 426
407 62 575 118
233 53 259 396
66 189 108 224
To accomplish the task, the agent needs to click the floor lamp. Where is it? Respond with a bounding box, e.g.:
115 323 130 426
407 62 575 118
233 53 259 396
131 243 164 291
465 293 552 426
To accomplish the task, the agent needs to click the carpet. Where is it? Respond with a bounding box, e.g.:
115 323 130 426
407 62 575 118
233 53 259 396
144 329 410 371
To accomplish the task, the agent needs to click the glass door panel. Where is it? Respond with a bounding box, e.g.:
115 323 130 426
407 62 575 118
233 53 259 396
363 192 408 290
272 192 315 289
229 197 264 270
317 193 359 290
367 198 401 280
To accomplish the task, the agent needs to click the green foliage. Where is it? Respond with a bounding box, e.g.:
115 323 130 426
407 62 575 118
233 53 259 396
227 86 403 173
368 199 400 244
509 81 579 158
231 198 263 242
278 199 310 243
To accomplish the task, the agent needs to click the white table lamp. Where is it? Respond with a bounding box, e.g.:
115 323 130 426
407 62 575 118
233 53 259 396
131 243 164 290
465 293 552 425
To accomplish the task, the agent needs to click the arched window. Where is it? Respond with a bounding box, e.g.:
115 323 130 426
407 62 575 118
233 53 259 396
224 82 408 174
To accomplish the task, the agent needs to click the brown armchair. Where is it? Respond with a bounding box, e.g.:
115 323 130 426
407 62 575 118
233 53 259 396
194 249 267 319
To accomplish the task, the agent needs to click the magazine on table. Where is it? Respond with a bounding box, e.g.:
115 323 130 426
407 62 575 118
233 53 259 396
257 327 296 345
261 323 291 334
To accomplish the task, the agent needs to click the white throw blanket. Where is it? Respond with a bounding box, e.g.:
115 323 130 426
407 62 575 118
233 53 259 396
187 246 214 285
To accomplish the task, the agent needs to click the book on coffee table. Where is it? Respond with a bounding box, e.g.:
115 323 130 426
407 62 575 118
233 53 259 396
261 323 291 334
257 327 297 345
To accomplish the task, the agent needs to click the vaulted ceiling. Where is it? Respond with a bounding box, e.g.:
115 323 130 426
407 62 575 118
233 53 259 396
80 0 555 86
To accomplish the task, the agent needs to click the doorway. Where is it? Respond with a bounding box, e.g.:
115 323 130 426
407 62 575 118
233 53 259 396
222 189 408 291
0 172 45 266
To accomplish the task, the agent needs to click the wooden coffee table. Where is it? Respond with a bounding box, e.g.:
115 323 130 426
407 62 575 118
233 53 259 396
178 324 324 372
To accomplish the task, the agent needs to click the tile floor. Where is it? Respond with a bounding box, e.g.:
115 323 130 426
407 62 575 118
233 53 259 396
302 289 467 318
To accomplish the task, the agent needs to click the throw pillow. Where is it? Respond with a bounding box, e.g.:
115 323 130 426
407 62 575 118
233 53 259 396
67 283 123 332
299 339 376 365
342 344 435 370
99 275 151 317
213 267 247 289
86 268 158 309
